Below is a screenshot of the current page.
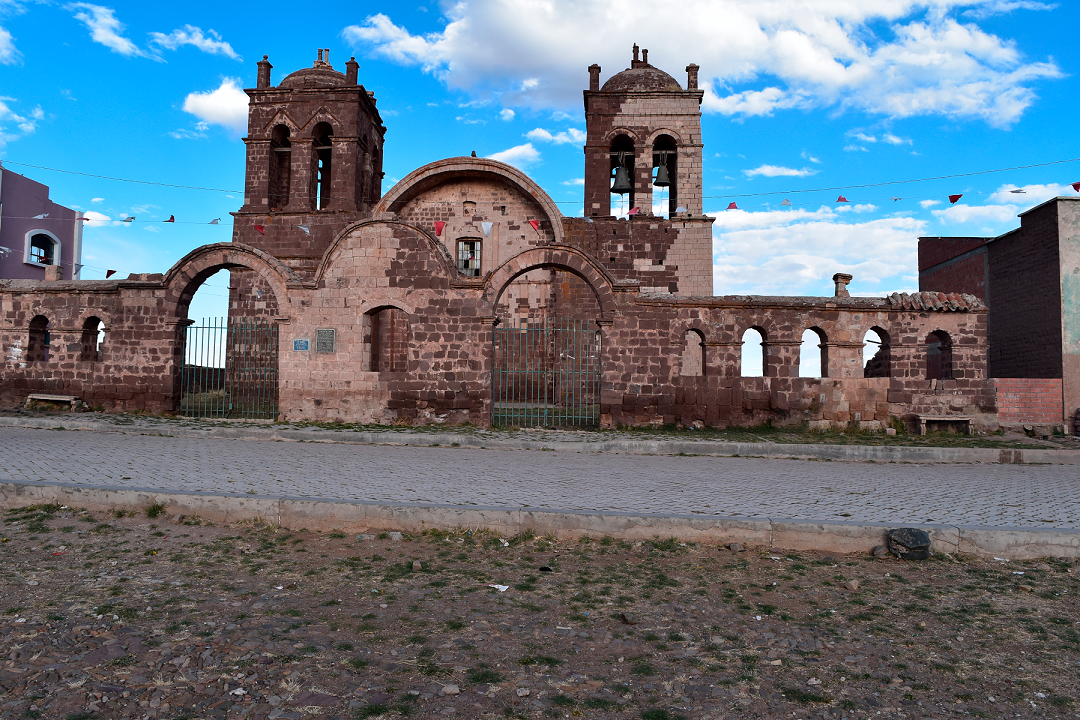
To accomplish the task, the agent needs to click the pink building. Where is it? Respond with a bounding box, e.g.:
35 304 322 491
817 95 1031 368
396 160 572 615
0 164 83 280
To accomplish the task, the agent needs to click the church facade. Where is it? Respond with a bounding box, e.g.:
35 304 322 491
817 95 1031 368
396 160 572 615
0 48 998 431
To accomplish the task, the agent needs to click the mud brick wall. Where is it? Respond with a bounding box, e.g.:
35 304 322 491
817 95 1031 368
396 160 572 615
918 236 990 301
0 277 177 411
988 202 1063 378
993 378 1064 424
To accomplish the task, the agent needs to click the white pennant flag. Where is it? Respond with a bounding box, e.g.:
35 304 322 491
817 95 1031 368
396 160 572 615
297 225 310 235
209 218 220 225
481 221 493 236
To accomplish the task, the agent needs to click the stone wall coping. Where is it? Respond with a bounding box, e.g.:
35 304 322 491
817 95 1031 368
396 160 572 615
633 294 987 313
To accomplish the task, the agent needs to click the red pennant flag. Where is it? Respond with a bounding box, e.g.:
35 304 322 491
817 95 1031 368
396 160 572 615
836 196 849 203
105 270 116 279
627 207 640 215
726 202 738 210
529 220 540 232
254 225 265 235
433 221 445 236
1072 182 1080 193
949 194 963 204
165 215 175 222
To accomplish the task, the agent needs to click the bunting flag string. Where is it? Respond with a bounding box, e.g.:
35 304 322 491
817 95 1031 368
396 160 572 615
949 194 963 204
836 195 849 203
433 221 445 237
209 218 220 225
253 225 266 235
164 215 175 223
297 225 310 235
105 270 116 278
528 220 541 233
481 221 493 236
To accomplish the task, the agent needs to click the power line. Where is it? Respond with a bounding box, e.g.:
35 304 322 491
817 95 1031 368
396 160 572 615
2 161 243 194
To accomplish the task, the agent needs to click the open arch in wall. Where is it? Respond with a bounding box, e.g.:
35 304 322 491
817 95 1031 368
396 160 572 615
741 327 766 377
363 305 410 374
269 124 292 211
798 327 828 378
863 327 891 378
27 314 49 363
680 328 706 377
651 133 678 217
80 316 105 362
164 243 297 320
483 246 617 321
311 121 334 210
609 133 636 216
926 330 953 380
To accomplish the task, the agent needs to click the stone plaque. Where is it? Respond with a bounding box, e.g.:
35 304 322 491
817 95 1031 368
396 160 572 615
292 338 310 352
315 328 336 354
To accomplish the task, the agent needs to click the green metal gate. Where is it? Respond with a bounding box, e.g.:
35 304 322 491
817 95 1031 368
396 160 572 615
493 317 601 427
180 318 279 420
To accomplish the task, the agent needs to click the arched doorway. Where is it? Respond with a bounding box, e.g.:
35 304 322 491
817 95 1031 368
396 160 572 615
486 250 616 428
165 244 294 420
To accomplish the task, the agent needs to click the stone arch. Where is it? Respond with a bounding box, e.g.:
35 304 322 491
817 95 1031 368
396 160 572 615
163 242 300 319
602 127 641 145
313 220 457 289
669 321 709 346
645 127 685 145
261 109 300 134
483 246 617 321
375 157 565 245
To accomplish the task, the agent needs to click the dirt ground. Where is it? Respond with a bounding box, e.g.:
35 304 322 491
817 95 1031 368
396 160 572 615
1 503 1077 720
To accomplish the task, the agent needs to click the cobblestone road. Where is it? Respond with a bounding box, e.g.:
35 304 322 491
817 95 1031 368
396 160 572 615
2 427 1077 528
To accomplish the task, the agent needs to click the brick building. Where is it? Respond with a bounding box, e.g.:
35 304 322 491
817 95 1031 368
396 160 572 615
0 47 999 431
920 197 1079 427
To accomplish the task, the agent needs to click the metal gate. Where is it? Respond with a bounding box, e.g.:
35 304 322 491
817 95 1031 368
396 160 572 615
493 317 601 427
180 318 279 420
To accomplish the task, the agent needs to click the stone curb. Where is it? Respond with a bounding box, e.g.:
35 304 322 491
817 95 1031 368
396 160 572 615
2 415 1078 465
2 480 1076 560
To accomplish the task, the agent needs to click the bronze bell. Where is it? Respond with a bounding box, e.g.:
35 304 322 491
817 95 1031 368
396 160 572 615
611 165 632 194
653 163 671 187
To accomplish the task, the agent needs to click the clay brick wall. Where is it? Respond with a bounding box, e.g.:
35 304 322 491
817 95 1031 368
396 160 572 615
993 378 1063 424
918 236 990 301
987 202 1062 378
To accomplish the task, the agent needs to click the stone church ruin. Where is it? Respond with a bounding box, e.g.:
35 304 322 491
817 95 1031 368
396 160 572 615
0 47 999 431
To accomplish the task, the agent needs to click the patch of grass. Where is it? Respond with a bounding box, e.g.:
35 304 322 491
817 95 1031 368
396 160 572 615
445 618 465 630
583 698 617 709
781 686 831 704
641 709 687 720
551 694 576 707
468 666 504 684
106 654 139 668
346 657 369 670
145 502 167 519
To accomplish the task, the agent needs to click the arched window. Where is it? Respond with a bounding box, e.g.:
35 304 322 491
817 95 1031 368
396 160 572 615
798 327 828 378
609 134 635 216
28 233 58 266
652 134 678 217
863 327 890 378
80 317 105 361
269 125 292 210
926 330 953 380
365 307 409 373
27 315 49 362
312 122 334 210
680 329 705 377
741 327 765 377
370 144 382 204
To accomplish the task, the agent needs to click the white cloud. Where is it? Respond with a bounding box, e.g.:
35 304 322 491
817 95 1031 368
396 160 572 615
963 1 1057 20
743 164 816 178
920 199 941 208
0 97 40 148
91 197 104 203
932 203 1018 224
931 182 1075 226
986 182 1074 205
883 133 912 145
486 143 540 169
499 108 515 121
849 132 877 143
562 178 585 186
526 127 586 145
149 25 240 60
0 25 19 65
181 78 248 135
801 151 821 164
844 145 869 152
837 203 879 213
83 210 117 227
713 212 926 295
68 4 159 60
342 1 1062 126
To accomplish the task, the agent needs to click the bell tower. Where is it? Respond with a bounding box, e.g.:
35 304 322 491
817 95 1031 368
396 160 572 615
232 49 387 280
583 45 703 218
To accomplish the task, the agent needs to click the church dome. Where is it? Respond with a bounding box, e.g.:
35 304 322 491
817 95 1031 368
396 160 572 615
601 64 682 93
279 66 349 89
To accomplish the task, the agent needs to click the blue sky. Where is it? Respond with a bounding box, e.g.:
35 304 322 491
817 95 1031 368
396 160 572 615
1 0 1077 319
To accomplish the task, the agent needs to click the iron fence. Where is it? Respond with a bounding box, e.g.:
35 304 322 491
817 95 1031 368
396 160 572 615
493 317 600 427
180 318 279 420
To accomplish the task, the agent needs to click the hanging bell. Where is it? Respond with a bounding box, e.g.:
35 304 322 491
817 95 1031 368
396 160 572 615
611 165 632 195
653 163 671 187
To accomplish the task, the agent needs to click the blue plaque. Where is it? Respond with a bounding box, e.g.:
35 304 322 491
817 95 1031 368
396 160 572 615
293 338 310 352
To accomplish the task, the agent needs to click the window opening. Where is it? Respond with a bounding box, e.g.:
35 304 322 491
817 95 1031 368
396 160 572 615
28 315 50 362
798 328 827 378
367 307 409 373
458 240 482 277
680 329 705 377
609 135 635 215
652 134 678 217
926 330 953 380
269 125 292 210
312 123 333 210
741 327 765 377
29 234 55 265
80 317 105 361
863 327 891 378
